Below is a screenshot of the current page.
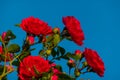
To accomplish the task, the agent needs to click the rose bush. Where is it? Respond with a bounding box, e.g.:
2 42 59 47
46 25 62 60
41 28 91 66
0 16 105 80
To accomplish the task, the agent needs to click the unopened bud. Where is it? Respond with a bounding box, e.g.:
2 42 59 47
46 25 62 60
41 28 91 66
67 59 75 68
53 28 60 34
46 49 51 55
75 50 82 59
6 65 14 72
2 32 7 41
26 36 34 45
74 69 80 77
82 61 88 67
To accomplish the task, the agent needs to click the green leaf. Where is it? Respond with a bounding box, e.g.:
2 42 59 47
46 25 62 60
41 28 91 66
65 52 79 61
8 44 20 53
19 51 30 60
55 65 63 72
51 49 57 57
39 50 45 56
5 30 16 40
58 73 74 80
56 48 60 56
61 56 69 60
12 60 19 66
57 46 65 56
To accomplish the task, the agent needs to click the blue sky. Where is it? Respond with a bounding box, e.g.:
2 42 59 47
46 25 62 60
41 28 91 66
0 0 120 80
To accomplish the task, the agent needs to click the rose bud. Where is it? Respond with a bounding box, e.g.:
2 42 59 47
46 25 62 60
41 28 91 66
74 69 80 77
51 74 58 80
75 50 83 59
82 61 88 67
46 49 51 55
6 65 14 72
26 36 34 45
53 28 60 34
67 59 75 68
2 32 7 41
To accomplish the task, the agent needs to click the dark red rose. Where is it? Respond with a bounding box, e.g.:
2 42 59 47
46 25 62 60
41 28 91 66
51 74 58 80
2 32 7 41
62 16 84 46
18 56 51 80
83 48 105 77
0 46 3 54
20 16 52 35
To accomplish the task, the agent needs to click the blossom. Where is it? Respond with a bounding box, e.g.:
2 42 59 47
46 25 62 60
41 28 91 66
53 68 61 75
51 68 60 80
75 50 82 55
0 46 3 54
62 16 84 46
2 32 7 41
20 16 52 35
75 50 83 59
83 48 105 77
67 59 76 68
18 56 51 80
51 74 58 80
26 36 35 45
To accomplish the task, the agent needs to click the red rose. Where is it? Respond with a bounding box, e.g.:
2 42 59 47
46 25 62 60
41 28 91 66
0 46 3 54
18 56 51 80
83 48 105 77
20 16 52 35
62 16 84 46
51 74 58 80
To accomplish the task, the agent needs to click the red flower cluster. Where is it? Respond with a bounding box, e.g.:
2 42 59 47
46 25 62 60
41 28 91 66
18 56 51 80
20 16 52 35
62 16 85 46
83 48 105 77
